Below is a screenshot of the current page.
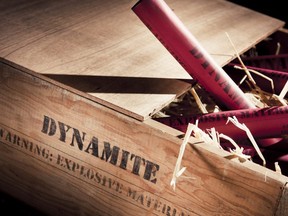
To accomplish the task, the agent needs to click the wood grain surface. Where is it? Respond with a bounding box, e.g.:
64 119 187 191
1 58 288 215
0 0 285 120
0 1 287 214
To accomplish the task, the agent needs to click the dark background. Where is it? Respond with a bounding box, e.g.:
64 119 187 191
228 0 288 28
1 1 287 215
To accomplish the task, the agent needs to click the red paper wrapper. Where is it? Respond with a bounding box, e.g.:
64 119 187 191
156 106 288 142
132 0 255 110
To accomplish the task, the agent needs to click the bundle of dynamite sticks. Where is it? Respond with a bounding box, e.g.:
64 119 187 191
132 0 288 176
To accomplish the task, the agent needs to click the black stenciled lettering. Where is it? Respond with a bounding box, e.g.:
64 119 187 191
194 52 203 59
56 154 64 166
58 122 71 143
119 150 130 170
86 168 95 180
221 81 231 94
107 178 120 191
56 153 124 191
215 113 221 121
154 200 163 212
145 196 153 208
220 113 228 121
13 134 21 145
42 115 161 184
34 144 41 156
143 160 159 184
101 175 107 186
79 165 86 177
162 203 166 214
57 155 78 172
198 116 205 123
4 130 34 152
0 127 53 164
189 48 250 109
201 60 209 69
41 115 57 136
276 107 285 115
166 205 177 216
70 128 85 150
0 128 5 138
199 115 208 123
71 161 80 172
115 182 123 193
64 157 73 170
209 115 217 122
5 131 11 142
21 139 34 152
85 136 99 157
251 110 260 117
136 194 144 205
101 142 120 165
34 144 49 159
228 112 237 119
259 108 267 116
79 163 94 179
94 172 102 183
267 108 273 116
171 116 195 127
189 48 197 57
218 80 230 90
240 111 250 118
127 189 157 208
214 72 221 82
127 187 137 199
107 177 114 188
130 154 144 176
208 69 215 76
227 91 241 103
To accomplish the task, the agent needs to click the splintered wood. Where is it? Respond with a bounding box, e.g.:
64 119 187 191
4 58 288 216
153 34 288 185
1 0 288 215
137 0 288 187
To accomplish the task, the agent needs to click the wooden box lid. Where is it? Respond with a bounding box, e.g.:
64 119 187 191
0 0 284 120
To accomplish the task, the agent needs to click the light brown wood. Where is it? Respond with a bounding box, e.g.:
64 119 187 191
1 58 288 215
0 0 285 120
275 183 288 216
45 74 192 121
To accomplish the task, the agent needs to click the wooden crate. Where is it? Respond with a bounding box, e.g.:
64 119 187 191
1 0 288 215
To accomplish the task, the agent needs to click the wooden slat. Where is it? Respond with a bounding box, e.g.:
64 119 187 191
0 0 285 120
1 58 288 215
275 183 288 216
171 0 286 66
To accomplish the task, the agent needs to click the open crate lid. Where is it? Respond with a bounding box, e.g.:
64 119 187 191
0 0 285 120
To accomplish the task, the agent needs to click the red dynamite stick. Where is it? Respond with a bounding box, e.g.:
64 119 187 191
132 0 255 110
132 0 281 147
155 106 288 141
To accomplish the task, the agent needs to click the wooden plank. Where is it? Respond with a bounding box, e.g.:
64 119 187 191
0 0 284 121
44 74 192 121
275 183 288 216
170 0 286 66
1 58 288 215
